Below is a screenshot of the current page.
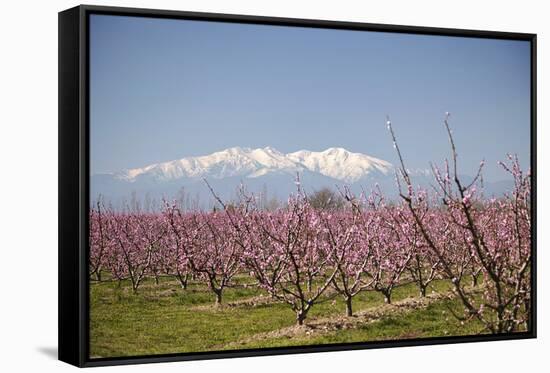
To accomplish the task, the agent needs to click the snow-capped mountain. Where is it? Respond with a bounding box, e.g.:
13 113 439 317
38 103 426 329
112 146 393 184
91 146 513 209
287 148 392 182
92 146 394 208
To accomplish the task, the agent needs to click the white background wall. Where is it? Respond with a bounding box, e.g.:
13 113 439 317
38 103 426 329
0 0 547 371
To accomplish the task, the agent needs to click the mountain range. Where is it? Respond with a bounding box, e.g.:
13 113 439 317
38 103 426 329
112 146 392 184
91 146 511 209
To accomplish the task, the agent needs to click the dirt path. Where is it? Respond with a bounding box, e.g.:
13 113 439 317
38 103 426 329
219 290 458 349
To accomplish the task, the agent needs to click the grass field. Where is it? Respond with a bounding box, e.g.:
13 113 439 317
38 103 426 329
89 274 492 358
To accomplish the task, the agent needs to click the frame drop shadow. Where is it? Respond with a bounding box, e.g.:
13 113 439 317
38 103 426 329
37 346 58 360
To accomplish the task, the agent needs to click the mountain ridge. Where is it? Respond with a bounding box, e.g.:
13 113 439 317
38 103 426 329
91 146 514 209
106 146 393 184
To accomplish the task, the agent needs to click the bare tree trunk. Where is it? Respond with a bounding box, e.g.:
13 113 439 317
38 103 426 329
382 290 392 304
214 289 223 305
178 274 188 290
296 311 306 325
420 284 427 297
345 296 353 317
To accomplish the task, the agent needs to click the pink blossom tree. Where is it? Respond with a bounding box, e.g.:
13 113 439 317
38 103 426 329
245 188 341 325
89 200 111 282
387 113 531 332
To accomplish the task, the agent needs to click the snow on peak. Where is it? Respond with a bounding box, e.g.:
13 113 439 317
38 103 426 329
287 148 392 182
113 146 393 183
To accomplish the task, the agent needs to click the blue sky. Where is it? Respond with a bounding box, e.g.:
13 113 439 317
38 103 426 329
90 14 531 181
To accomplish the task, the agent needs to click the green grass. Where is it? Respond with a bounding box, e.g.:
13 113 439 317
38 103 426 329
90 275 486 358
238 298 484 349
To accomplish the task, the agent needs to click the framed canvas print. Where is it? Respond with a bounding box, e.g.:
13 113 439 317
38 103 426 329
58 5 537 367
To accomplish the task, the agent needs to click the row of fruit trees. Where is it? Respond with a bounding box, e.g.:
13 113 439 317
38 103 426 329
90 115 532 333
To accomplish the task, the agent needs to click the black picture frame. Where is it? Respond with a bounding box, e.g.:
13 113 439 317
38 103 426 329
58 4 537 367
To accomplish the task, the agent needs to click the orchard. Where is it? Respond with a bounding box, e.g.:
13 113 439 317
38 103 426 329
90 116 531 352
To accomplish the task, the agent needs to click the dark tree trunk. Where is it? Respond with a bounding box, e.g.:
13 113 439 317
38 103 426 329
420 285 427 297
214 289 223 305
383 290 392 304
296 311 306 325
345 296 353 316
178 274 188 290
